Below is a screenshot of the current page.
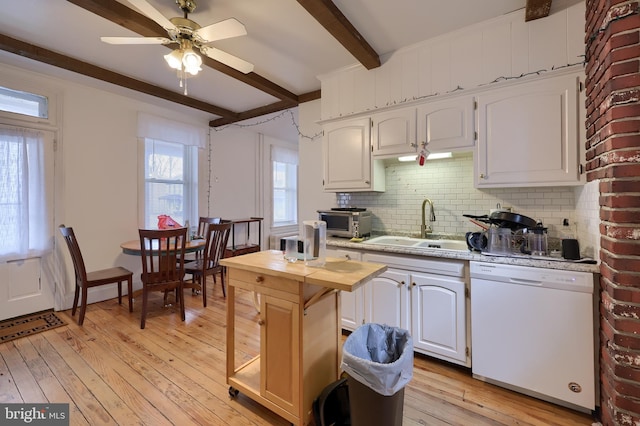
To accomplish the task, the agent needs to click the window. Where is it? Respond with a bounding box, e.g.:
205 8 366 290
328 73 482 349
143 138 197 229
271 146 298 227
137 113 205 229
0 125 53 260
0 86 48 119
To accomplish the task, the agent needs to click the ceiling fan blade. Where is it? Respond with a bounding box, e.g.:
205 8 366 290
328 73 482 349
126 0 178 32
196 18 247 42
101 36 172 45
200 46 254 74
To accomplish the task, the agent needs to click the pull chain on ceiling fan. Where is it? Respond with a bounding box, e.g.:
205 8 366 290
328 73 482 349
100 0 253 95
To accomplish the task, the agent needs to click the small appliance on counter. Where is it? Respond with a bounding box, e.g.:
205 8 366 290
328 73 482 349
521 224 548 256
463 211 556 258
303 220 327 267
318 208 372 238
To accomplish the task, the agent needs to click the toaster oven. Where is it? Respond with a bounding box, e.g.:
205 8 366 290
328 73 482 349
317 208 372 238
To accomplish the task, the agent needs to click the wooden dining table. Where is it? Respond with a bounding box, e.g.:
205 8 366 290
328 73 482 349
120 238 207 256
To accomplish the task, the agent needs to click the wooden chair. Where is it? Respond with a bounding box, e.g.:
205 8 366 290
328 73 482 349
138 227 187 329
195 216 221 239
184 221 232 306
182 216 221 262
58 225 133 326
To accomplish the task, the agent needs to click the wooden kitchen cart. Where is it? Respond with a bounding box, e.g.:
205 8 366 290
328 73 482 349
224 217 263 257
220 250 386 426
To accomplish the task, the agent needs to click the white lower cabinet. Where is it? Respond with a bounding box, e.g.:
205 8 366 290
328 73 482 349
363 252 470 367
363 269 411 331
410 272 467 364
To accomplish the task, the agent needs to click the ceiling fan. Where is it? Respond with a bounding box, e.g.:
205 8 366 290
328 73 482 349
101 0 254 94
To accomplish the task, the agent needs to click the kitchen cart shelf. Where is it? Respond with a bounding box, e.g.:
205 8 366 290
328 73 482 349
225 217 263 257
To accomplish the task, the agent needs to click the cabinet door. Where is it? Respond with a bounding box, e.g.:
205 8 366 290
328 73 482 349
261 295 300 413
323 117 373 191
327 248 364 331
372 107 417 157
475 73 581 187
417 96 475 153
364 269 410 330
411 272 467 364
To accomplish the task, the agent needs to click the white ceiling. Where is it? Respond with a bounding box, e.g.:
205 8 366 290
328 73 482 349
0 0 583 138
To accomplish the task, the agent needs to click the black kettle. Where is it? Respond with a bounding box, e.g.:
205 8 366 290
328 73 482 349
466 231 487 252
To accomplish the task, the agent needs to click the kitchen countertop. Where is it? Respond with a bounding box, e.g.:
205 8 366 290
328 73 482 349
327 237 600 274
220 249 387 292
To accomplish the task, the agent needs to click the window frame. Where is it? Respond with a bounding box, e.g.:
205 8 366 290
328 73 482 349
269 142 298 235
139 137 198 229
272 159 298 227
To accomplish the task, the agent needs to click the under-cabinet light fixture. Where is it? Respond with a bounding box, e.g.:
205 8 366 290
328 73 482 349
398 152 453 162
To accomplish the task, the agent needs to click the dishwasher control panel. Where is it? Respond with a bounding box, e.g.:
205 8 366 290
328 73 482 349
470 262 593 293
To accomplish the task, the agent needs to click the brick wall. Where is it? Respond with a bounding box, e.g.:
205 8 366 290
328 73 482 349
585 0 640 424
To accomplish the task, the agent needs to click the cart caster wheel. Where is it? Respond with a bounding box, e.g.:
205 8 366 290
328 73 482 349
229 386 239 397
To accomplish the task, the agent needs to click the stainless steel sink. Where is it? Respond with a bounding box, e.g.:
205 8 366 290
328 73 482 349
363 236 468 251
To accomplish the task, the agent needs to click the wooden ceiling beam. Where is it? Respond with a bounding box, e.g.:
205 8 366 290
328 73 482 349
210 100 298 127
66 0 299 103
525 0 553 22
296 0 380 70
209 90 321 127
0 33 237 118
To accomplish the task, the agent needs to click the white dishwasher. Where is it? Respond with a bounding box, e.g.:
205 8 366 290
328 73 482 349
470 261 595 412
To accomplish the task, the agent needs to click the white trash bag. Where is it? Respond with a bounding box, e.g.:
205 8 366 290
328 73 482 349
340 323 413 396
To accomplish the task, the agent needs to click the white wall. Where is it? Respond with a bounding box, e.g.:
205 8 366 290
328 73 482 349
206 127 260 220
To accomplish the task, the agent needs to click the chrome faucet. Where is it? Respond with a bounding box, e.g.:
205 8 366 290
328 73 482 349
421 198 436 238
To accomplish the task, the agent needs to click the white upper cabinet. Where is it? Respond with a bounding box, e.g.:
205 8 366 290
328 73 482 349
475 72 582 187
417 96 475 153
371 107 417 158
322 117 385 192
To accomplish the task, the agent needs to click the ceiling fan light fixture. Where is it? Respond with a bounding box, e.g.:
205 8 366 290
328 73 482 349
182 48 202 75
164 50 183 70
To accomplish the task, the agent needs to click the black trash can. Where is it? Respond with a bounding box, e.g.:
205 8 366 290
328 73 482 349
340 323 413 426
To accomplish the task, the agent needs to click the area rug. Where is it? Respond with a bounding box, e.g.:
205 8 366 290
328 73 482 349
0 310 66 344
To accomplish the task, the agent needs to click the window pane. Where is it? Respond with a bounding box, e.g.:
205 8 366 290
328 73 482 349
272 161 297 225
143 138 195 229
145 139 184 180
145 182 184 227
0 86 48 119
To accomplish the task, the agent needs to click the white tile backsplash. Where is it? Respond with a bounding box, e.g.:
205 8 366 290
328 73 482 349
574 180 601 259
336 152 593 241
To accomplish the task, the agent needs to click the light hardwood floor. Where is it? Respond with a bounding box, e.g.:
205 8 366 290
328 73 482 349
0 285 597 425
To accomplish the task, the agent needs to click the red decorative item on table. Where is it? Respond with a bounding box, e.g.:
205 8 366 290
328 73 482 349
157 215 182 229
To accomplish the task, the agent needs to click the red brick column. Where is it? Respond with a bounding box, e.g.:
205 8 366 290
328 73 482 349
585 1 640 424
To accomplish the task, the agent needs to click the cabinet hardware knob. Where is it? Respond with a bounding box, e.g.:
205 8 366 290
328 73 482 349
258 319 265 326
400 281 405 286
255 276 264 283
364 180 370 184
412 282 416 287
479 173 485 179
